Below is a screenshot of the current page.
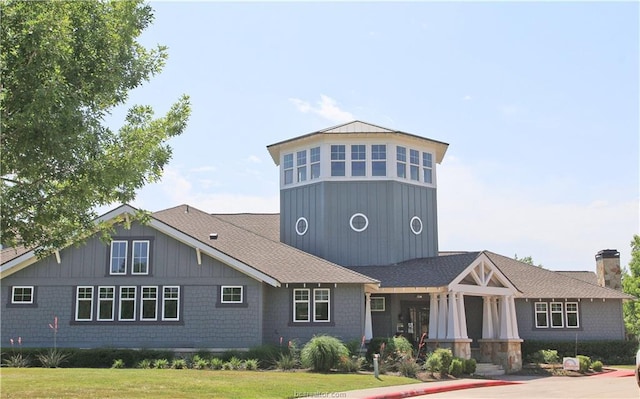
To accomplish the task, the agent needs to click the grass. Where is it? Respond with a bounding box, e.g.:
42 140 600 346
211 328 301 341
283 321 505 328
0 368 419 399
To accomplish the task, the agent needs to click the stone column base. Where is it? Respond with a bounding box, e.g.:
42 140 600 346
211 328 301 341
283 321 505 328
477 339 523 373
425 339 472 359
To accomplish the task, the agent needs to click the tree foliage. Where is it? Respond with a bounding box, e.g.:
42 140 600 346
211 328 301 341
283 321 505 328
622 235 640 338
514 254 544 268
0 0 190 253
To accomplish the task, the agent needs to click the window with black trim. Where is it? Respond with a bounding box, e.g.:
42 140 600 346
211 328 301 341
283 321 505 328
371 296 386 312
534 302 548 328
566 302 579 328
314 288 330 322
141 286 158 321
97 286 115 321
119 286 136 321
163 286 180 321
292 288 332 323
550 302 564 328
11 286 34 304
534 301 580 329
76 286 94 321
293 288 310 322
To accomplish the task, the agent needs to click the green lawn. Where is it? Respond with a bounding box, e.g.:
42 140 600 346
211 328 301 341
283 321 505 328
0 368 419 399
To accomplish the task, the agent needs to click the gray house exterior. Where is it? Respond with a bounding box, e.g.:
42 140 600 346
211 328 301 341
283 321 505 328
1 121 633 372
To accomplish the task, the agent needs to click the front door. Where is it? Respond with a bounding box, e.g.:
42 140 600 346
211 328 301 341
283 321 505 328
400 301 429 345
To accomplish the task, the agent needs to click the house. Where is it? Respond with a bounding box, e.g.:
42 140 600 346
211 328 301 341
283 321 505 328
1 121 633 372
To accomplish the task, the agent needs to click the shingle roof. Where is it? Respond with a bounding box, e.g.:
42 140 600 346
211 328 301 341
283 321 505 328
213 213 280 242
485 251 633 299
556 271 599 285
153 205 377 285
0 246 31 264
348 252 482 288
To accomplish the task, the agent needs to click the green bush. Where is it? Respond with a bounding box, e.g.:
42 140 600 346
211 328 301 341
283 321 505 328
111 359 125 369
275 353 297 371
244 358 259 371
577 355 591 373
153 359 169 369
424 352 442 373
209 357 223 370
345 339 363 357
227 356 243 370
398 358 420 378
366 337 392 363
434 348 453 372
463 358 477 374
137 359 152 369
171 358 187 369
449 358 464 377
301 335 349 372
3 353 30 367
392 336 414 357
522 340 636 365
37 349 69 368
541 349 560 364
337 355 364 372
592 360 603 372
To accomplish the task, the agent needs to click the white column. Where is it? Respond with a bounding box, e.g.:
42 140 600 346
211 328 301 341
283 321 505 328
490 297 499 337
508 296 520 339
482 296 494 339
457 293 468 339
364 293 373 340
428 293 439 339
447 292 460 339
437 292 448 339
499 295 515 339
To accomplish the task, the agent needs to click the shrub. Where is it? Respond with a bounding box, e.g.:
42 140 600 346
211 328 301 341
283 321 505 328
244 358 259 371
434 348 453 372
137 359 152 369
227 356 243 370
392 336 414 357
366 337 391 363
522 340 636 365
449 358 464 377
424 352 442 373
171 358 187 369
275 353 297 371
220 350 243 362
3 353 30 367
337 355 364 372
301 335 349 372
577 355 591 373
209 357 223 370
592 360 603 372
541 349 560 364
37 349 69 368
345 339 363 357
111 359 125 369
398 358 420 378
154 359 169 369
463 358 477 375
191 355 209 370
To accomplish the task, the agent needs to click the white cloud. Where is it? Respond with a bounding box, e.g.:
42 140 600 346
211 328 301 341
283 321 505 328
247 155 261 164
437 157 637 271
189 165 217 173
289 95 354 123
463 95 472 101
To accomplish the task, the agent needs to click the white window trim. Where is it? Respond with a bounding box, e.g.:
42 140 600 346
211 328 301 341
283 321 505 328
141 286 158 321
371 296 386 312
76 286 94 321
110 240 128 275
310 146 321 180
565 302 580 328
119 286 137 321
131 240 150 275
410 216 423 235
283 153 294 185
221 286 243 304
350 213 369 232
293 288 310 322
550 302 564 328
313 288 331 322
162 286 180 321
295 217 309 236
97 286 115 321
11 286 34 304
534 302 548 328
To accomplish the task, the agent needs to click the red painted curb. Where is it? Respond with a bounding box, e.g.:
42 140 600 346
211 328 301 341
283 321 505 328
360 380 522 399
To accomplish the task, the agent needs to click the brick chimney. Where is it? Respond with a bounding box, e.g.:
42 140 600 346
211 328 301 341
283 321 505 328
595 249 621 290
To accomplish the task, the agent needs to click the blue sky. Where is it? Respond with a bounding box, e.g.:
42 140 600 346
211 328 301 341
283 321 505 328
112 1 639 272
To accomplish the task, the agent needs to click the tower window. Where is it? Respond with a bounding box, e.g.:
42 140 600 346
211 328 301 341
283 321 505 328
410 216 423 235
396 146 406 178
350 213 369 232
297 150 307 182
295 217 308 236
310 147 321 179
410 149 420 181
284 153 294 185
351 145 366 176
371 145 386 176
423 152 433 184
331 145 346 176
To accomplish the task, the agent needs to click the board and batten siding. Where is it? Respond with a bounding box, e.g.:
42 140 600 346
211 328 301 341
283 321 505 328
1 222 264 349
281 181 438 267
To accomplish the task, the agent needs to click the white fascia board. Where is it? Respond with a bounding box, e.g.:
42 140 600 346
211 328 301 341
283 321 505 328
147 219 281 287
448 252 520 294
448 284 515 296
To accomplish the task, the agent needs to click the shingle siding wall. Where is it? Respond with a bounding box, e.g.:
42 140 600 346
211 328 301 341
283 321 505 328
262 284 364 345
516 298 626 341
281 181 438 267
1 223 263 349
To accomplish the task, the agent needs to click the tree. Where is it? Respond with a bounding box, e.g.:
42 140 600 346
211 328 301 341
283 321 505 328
514 254 544 268
0 1 190 253
622 235 640 338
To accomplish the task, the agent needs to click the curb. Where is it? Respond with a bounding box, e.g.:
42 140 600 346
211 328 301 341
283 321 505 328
359 380 522 399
